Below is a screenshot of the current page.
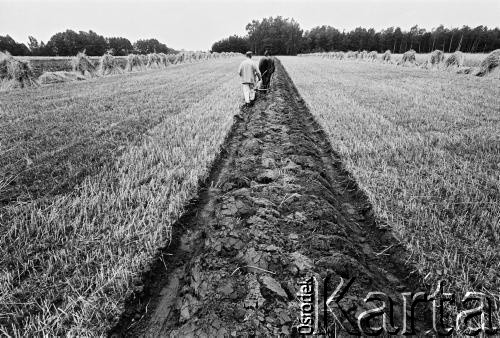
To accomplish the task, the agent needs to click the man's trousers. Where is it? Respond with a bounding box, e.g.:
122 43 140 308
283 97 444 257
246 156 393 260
241 83 255 103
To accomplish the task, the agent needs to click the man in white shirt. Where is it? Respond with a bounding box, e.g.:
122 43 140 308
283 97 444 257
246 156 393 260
238 51 261 106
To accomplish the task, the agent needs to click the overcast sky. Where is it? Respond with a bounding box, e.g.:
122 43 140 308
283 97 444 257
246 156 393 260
1 0 499 51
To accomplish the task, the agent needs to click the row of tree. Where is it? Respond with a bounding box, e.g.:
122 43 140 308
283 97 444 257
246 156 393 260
211 35 250 54
211 18 500 55
212 17 303 55
0 30 176 56
302 25 500 54
4 21 499 56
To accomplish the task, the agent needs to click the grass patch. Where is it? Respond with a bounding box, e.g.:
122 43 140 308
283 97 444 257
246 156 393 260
0 57 244 335
280 56 499 319
390 52 488 67
0 60 238 205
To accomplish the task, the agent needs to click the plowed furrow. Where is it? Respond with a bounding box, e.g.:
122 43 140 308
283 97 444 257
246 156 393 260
113 60 430 336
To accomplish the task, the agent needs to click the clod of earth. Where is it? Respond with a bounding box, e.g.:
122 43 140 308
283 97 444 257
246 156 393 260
260 275 288 299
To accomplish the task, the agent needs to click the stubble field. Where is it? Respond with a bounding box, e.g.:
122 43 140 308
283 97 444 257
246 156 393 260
280 55 500 313
1 52 499 335
15 56 126 78
390 52 488 67
0 56 244 335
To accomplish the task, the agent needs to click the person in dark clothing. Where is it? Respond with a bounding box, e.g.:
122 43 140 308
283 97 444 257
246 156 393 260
258 50 275 90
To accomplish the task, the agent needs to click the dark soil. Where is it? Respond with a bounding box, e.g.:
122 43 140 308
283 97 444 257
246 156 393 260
111 60 431 336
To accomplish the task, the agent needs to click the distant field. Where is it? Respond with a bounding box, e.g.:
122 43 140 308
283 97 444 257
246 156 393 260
15 54 231 79
280 56 500 311
0 57 244 335
16 56 127 77
307 51 491 69
16 53 491 78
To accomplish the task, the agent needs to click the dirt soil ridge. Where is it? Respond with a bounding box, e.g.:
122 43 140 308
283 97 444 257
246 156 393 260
111 60 429 336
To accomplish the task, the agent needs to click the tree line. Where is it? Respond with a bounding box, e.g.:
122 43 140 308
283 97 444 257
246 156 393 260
0 30 176 56
211 18 500 55
302 25 500 53
212 17 303 55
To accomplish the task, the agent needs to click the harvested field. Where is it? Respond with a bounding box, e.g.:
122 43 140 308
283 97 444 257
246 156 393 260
17 57 75 77
2 50 498 336
391 52 487 67
19 53 234 79
0 59 239 205
112 60 430 336
280 55 500 325
0 57 244 335
306 52 489 68
17 56 121 78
